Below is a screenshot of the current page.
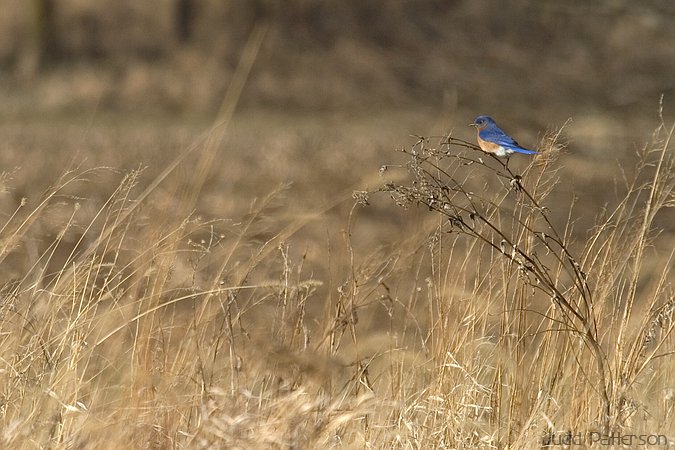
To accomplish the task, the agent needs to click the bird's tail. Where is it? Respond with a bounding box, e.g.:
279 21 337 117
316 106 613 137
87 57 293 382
513 147 538 155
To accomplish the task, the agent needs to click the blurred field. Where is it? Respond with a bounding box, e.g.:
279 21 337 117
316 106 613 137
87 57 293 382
0 1 674 448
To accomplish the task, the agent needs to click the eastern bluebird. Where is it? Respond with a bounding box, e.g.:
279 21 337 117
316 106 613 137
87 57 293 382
470 116 538 157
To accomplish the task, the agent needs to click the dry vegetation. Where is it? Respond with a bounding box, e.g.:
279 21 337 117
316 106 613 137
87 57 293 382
1 109 674 448
0 1 674 449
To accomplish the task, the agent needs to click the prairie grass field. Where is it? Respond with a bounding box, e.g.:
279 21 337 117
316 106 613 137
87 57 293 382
1 1 675 449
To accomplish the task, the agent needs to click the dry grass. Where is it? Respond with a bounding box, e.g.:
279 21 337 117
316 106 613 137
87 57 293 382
0 105 673 448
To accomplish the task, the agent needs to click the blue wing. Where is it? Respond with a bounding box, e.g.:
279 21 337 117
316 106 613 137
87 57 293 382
480 126 538 155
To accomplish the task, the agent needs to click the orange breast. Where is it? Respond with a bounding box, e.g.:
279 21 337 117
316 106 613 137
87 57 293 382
477 135 501 154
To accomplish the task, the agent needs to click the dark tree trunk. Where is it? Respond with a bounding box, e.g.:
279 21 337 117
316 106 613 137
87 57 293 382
175 0 197 43
33 0 59 67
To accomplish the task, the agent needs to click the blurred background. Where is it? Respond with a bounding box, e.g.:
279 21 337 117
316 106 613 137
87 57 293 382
0 0 674 240
1 1 674 114
2 0 675 116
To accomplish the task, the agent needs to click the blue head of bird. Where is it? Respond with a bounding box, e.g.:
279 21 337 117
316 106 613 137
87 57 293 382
471 115 495 130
